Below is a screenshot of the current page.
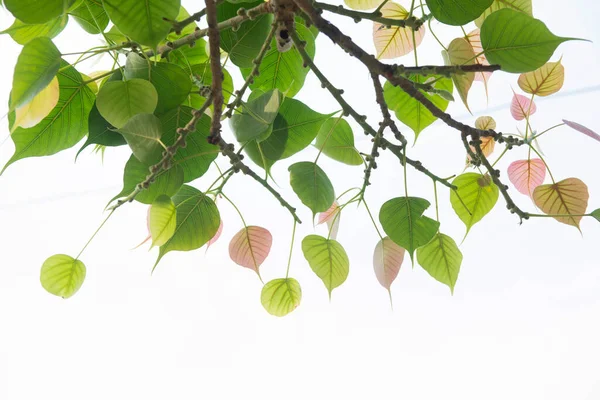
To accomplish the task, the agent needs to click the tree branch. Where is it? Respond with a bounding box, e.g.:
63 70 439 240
205 0 224 144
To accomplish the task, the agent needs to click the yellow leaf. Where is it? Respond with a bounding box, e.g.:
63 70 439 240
345 0 382 10
475 116 496 130
518 59 565 97
533 178 589 228
12 76 59 132
443 37 475 113
373 2 425 60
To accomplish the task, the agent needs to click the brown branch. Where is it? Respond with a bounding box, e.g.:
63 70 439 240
393 64 501 77
205 0 224 144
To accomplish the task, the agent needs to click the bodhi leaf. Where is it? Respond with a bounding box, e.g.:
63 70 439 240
475 0 533 27
150 195 177 248
533 178 589 229
229 226 273 277
475 116 496 130
117 113 164 165
261 278 302 317
5 0 75 24
450 173 499 235
289 162 335 217
12 76 59 131
508 159 546 197
563 120 600 143
314 117 362 166
0 16 67 45
442 38 476 112
155 185 220 268
373 237 405 292
102 0 180 47
518 60 565 97
10 37 61 110
69 0 109 34
77 102 127 157
96 78 158 128
301 235 349 298
3 61 95 173
169 42 209 73
383 76 453 141
591 209 600 223
373 2 425 60
510 93 537 121
481 9 579 73
318 201 341 240
206 220 224 251
379 197 440 262
425 0 493 26
40 254 86 299
230 90 283 142
416 233 462 294
343 0 380 10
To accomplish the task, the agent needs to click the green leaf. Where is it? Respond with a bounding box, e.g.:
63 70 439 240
10 37 61 109
76 101 127 158
230 90 283 142
442 38 475 113
475 0 532 28
217 0 274 68
96 78 158 128
3 61 95 173
102 0 180 47
124 53 192 113
169 44 209 74
301 234 349 297
261 278 302 317
5 0 75 24
379 197 440 261
416 233 463 293
289 162 335 216
40 254 86 299
0 16 67 45
240 23 316 98
481 9 579 73
383 76 453 141
69 0 109 34
314 117 362 166
450 173 499 235
117 113 164 165
187 62 233 109
425 0 493 25
150 195 177 247
155 185 221 268
592 209 600 223
158 106 220 182
110 156 184 205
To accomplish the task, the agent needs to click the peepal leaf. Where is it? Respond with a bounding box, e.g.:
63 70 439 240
40 254 86 299
289 162 335 217
563 120 600 143
344 0 380 10
206 220 224 251
12 76 59 131
70 0 110 34
475 116 496 130
416 233 462 293
511 93 537 121
230 90 283 142
261 278 302 317
426 0 493 26
373 237 405 291
475 0 533 27
318 201 341 240
443 37 476 112
450 173 499 235
314 117 362 166
117 113 164 165
0 16 67 45
302 235 349 297
5 0 76 24
508 159 546 197
150 195 177 248
533 178 589 228
518 60 565 97
229 226 273 276
373 2 425 60
96 79 158 129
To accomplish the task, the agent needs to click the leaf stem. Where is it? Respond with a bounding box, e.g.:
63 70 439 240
285 220 297 278
76 210 115 261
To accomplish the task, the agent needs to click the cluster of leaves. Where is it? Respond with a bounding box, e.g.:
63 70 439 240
1 0 599 316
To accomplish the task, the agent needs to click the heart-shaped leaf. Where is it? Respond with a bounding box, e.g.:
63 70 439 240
69 0 109 34
40 254 86 299
343 0 380 10
261 278 302 317
518 60 565 97
507 159 546 197
475 116 496 130
117 114 164 165
373 237 405 291
5 0 75 24
373 2 425 60
442 37 476 112
150 195 177 248
302 234 349 298
426 0 493 26
96 79 158 128
533 178 589 228
206 220 224 251
12 76 59 131
317 201 341 240
315 117 363 166
466 29 493 87
1 16 67 45
510 93 537 121
450 173 499 235
229 226 273 277
475 0 533 27
416 233 462 293
289 162 335 217
230 90 283 142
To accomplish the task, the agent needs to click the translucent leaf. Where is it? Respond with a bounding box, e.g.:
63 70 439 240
301 235 349 297
563 120 600 143
289 162 335 217
373 237 405 291
318 201 341 240
230 90 283 142
150 195 177 248
344 0 381 10
229 226 273 276
314 117 362 166
373 2 425 60
475 0 532 28
426 0 493 26
467 136 495 163
442 37 476 112
510 93 537 121
96 79 158 129
69 0 109 34
261 278 302 317
475 116 496 130
465 29 493 85
40 254 86 299
117 113 164 165
416 233 462 293
507 159 546 197
518 60 564 97
206 220 224 251
533 178 589 229
5 0 75 24
450 173 499 235
0 16 67 45
12 76 59 131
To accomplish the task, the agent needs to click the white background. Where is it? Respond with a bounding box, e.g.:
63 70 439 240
1 1 599 399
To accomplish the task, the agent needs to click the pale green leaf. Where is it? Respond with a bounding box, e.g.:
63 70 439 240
475 0 532 27
150 195 177 247
442 37 475 113
40 254 86 299
230 90 283 142
301 235 349 297
261 278 302 317
417 233 462 293
314 117 363 166
450 173 499 235
0 16 67 45
5 0 75 24
96 78 158 128
117 113 164 165
69 0 109 34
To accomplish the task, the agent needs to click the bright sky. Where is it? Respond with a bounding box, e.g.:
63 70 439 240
1 1 599 399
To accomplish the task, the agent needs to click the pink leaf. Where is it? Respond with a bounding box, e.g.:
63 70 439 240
511 93 537 121
466 29 493 83
318 201 341 240
229 226 272 276
206 220 223 252
373 237 405 291
508 159 546 197
563 120 600 143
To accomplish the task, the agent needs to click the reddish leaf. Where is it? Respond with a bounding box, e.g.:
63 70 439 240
511 93 537 121
508 159 546 197
206 219 223 251
373 237 405 291
533 178 589 228
318 201 341 240
466 29 493 84
563 120 600 143
373 2 425 59
229 226 272 276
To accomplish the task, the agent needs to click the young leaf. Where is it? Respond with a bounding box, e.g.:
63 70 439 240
117 114 164 165
261 278 302 317
481 9 578 73
301 235 349 297
230 90 283 142
5 0 75 24
563 120 600 143
102 0 180 47
442 37 476 112
69 0 109 34
379 197 440 261
289 162 335 217
416 233 462 294
318 201 341 240
426 0 493 26
465 29 493 86
150 195 177 248
468 136 495 162
40 254 86 299
229 226 273 277
518 60 565 97
475 116 496 130
0 16 67 45
373 237 405 291
344 0 380 10
507 159 546 197
206 220 224 251
12 76 59 131
10 37 61 109
373 2 425 60
475 0 533 27
533 178 589 228
510 93 537 121
450 173 499 235
96 79 158 129
314 117 363 166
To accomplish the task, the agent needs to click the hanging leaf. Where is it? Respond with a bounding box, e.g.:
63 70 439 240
563 120 600 143
416 233 462 293
69 0 109 34
318 201 341 240
169 42 209 73
507 159 546 197
206 220 224 251
465 29 493 87
301 235 349 298
379 197 440 261
117 114 164 165
450 173 499 235
40 254 86 299
344 0 380 10
229 226 273 277
475 0 532 27
5 0 75 24
314 117 362 166
261 278 302 317
481 9 578 73
0 16 67 45
149 195 177 248
373 2 425 60
442 37 476 112
373 237 405 291
518 60 565 97
533 178 589 228
289 162 335 217
77 102 127 157
475 116 496 130
426 0 493 26
510 93 537 121
12 76 59 131
102 0 180 47
96 79 158 129
230 90 283 142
